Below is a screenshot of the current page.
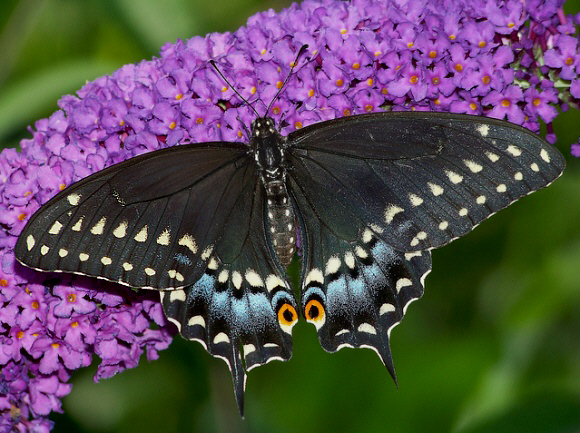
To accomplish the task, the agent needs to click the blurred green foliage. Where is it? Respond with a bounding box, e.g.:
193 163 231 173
1 1 579 432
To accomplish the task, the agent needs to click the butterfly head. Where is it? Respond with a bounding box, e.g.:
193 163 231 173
251 116 285 176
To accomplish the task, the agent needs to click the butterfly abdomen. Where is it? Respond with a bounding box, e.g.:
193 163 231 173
264 178 296 267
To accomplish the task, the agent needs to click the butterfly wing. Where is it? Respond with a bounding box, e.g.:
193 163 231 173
288 172 432 379
286 111 564 373
287 112 565 253
16 143 251 288
160 169 298 414
15 142 298 413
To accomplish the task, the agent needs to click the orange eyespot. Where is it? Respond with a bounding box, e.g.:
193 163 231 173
304 299 325 323
278 303 298 327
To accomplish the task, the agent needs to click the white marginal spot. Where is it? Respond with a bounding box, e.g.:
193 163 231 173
232 271 243 289
476 195 487 205
79 253 89 262
123 262 133 271
48 221 63 235
144 267 156 276
496 184 507 193
445 170 463 184
245 269 264 287
335 329 350 336
384 204 404 224
409 193 424 207
325 256 341 275
266 274 286 292
101 256 112 266
459 208 469 217
357 323 377 335
167 270 184 282
396 278 413 293
67 193 81 206
344 251 355 269
58 248 68 257
218 270 229 284
157 229 171 246
90 217 107 235
213 332 230 344
507 144 522 157
40 245 49 255
71 217 84 232
428 182 444 196
355 246 368 259
439 221 449 231
336 343 354 351
404 251 422 260
514 172 523 181
113 221 128 238
243 344 256 356
379 303 396 315
464 159 483 173
362 228 373 243
201 245 213 260
188 315 205 328
26 235 35 251
486 151 500 162
304 268 324 286
540 148 550 163
530 163 539 172
207 257 219 270
134 225 148 242
169 289 186 302
410 231 427 247
476 124 489 137
370 223 384 234
387 322 400 338
178 234 197 254
264 343 278 348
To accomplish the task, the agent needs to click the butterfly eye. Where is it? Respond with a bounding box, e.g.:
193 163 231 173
304 299 325 326
277 303 298 327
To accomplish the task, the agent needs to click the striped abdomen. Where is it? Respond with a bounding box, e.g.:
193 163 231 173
264 178 296 267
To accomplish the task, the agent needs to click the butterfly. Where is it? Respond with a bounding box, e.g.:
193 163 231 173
14 60 565 414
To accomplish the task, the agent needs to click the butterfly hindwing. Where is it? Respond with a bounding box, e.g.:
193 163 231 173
160 172 297 413
286 112 565 253
289 173 432 377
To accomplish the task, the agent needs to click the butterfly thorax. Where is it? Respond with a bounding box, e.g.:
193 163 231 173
251 116 296 267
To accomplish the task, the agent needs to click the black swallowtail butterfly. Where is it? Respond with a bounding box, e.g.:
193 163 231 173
14 64 565 413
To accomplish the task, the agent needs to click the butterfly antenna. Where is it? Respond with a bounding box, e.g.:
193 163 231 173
209 60 260 118
265 44 309 116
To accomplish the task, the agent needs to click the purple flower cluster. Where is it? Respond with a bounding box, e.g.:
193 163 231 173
1 0 578 429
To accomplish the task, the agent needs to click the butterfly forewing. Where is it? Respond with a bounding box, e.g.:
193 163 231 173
16 143 252 289
286 112 565 253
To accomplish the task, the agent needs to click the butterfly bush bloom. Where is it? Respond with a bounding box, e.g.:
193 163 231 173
0 0 578 429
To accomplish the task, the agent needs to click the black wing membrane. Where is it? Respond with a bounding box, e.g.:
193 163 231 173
161 169 298 414
286 112 565 253
286 111 564 375
16 142 250 289
288 171 432 379
15 142 298 413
